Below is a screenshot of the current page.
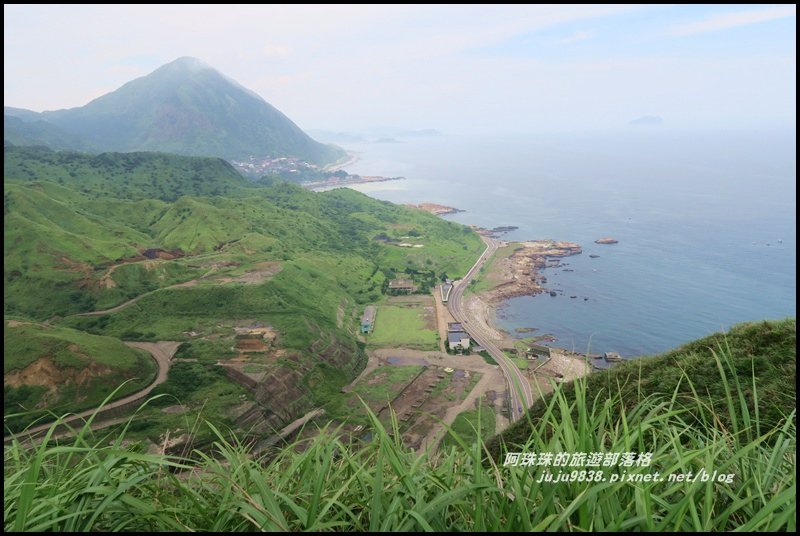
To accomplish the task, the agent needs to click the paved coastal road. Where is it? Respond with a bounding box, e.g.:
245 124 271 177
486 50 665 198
447 236 534 421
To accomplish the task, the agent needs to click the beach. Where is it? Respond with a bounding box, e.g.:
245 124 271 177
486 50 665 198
321 150 360 172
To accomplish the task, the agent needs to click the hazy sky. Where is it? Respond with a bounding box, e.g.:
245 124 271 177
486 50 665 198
4 4 796 133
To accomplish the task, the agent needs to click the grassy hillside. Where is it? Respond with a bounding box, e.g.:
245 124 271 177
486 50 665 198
4 147 483 435
4 321 156 432
3 321 795 531
4 115 89 151
4 145 248 201
488 318 796 455
4 146 482 320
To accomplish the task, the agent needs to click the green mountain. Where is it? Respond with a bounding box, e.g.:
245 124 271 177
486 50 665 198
4 114 89 151
4 146 483 432
4 57 343 164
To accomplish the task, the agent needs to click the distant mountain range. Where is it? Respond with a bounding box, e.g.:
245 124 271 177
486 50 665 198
4 57 343 165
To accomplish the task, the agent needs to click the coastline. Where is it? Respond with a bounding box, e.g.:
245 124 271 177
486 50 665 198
322 150 360 173
305 174 404 192
465 240 592 387
403 203 464 216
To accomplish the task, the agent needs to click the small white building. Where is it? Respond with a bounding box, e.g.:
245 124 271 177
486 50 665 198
448 331 471 351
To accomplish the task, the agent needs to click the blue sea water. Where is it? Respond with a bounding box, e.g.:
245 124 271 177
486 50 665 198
340 129 796 356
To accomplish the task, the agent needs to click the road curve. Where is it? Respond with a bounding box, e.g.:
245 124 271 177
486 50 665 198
4 341 181 443
75 279 199 317
447 236 534 421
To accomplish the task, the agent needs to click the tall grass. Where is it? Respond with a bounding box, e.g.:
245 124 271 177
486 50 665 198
4 345 795 531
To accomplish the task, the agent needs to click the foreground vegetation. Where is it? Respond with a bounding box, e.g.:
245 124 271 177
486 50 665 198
489 318 796 454
4 321 795 531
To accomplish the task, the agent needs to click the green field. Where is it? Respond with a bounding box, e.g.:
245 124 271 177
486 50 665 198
367 306 438 349
467 243 516 295
4 322 149 374
4 147 483 321
510 356 529 370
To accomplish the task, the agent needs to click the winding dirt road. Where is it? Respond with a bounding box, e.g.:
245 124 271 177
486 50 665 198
4 341 180 443
76 281 198 317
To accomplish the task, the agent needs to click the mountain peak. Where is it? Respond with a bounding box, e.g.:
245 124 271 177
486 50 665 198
7 58 344 164
171 56 208 65
159 56 214 73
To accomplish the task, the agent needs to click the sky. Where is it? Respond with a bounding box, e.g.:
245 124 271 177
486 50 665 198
3 4 796 134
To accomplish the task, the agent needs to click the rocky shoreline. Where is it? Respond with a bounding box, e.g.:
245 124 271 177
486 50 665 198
404 203 464 216
480 240 582 306
467 238 592 385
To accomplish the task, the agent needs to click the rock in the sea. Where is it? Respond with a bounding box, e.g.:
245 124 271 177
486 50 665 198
549 291 557 297
589 254 600 258
595 237 618 244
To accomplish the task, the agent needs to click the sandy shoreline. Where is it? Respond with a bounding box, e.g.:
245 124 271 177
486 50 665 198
322 150 360 172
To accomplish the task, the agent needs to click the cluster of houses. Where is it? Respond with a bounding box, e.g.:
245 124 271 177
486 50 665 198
229 156 318 178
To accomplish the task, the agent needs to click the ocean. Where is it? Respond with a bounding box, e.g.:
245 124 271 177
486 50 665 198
339 129 796 357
